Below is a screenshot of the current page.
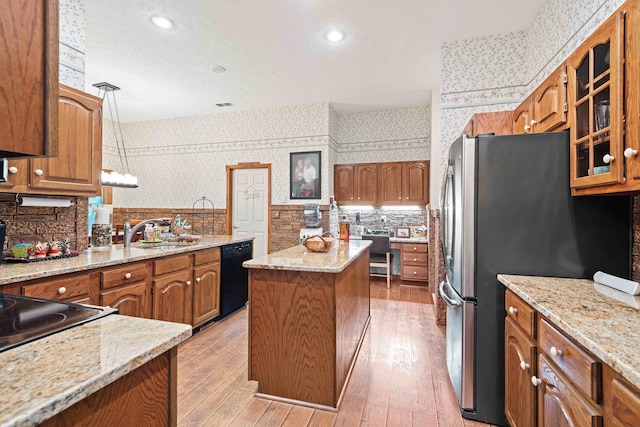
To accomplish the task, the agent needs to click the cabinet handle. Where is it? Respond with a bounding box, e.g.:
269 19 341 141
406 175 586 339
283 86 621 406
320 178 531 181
398 197 401 200
58 286 67 294
520 361 530 371
8 166 18 174
413 258 417 262
508 306 518 315
358 197 360 200
624 148 638 158
524 125 531 132
530 119 537 126
196 277 201 282
531 376 542 386
350 197 353 200
186 280 191 286
413 271 417 275
413 247 417 251
550 346 563 358
124 273 132 279
603 154 614 164
35 169 44 176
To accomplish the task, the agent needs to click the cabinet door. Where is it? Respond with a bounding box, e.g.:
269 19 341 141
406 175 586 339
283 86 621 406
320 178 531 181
505 318 537 427
513 99 532 134
192 262 221 326
568 12 624 189
0 159 29 192
30 84 102 195
402 161 429 205
101 282 148 318
466 111 514 136
0 0 58 158
532 66 567 133
378 162 403 204
334 164 355 204
153 270 192 324
537 354 603 427
354 164 378 204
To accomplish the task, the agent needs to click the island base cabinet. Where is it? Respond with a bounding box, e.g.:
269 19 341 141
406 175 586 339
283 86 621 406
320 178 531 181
41 348 177 427
603 365 640 427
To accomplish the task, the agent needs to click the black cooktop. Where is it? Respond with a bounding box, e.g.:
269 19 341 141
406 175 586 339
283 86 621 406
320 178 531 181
0 293 117 353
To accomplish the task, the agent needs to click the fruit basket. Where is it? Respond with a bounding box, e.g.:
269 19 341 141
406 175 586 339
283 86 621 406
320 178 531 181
303 234 335 253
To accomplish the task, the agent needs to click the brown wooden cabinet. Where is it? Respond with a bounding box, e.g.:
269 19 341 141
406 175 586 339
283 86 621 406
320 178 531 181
100 261 151 318
153 269 193 324
0 0 58 158
191 248 221 326
21 271 99 305
335 161 429 206
505 317 537 427
604 366 640 427
513 100 533 134
0 84 103 196
399 243 428 282
462 111 514 136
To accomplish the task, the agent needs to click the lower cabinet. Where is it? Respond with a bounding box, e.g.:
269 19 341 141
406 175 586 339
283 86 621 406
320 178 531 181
399 243 428 282
505 317 537 427
101 282 148 318
153 269 192 325
21 271 99 304
192 248 221 327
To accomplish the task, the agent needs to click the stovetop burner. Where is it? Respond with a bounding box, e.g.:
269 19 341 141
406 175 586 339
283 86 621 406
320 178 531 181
0 293 117 353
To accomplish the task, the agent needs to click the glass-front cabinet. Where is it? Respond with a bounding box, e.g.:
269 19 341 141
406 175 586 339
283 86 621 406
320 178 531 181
568 12 624 190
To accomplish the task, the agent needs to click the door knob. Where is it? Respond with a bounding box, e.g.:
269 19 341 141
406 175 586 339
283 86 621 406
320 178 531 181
35 169 43 176
124 273 132 279
624 148 638 158
603 154 614 163
508 306 518 315
550 346 563 358
531 376 542 386
520 361 530 371
8 166 18 174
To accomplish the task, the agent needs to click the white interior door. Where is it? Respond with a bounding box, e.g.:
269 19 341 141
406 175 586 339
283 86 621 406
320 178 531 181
232 168 269 258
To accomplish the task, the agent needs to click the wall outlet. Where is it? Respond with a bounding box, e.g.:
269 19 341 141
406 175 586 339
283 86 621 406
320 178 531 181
380 215 386 224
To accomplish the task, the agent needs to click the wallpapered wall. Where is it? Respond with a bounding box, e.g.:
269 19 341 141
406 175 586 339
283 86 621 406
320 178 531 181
436 0 626 194
104 103 431 209
59 0 85 89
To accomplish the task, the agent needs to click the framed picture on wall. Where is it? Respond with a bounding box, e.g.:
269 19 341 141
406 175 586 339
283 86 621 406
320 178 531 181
395 226 411 238
290 151 321 199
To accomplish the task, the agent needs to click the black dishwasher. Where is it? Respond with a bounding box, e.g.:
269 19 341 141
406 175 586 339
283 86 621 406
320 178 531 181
216 241 253 320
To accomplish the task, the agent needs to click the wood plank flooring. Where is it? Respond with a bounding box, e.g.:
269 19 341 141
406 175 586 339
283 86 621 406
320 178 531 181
177 279 497 426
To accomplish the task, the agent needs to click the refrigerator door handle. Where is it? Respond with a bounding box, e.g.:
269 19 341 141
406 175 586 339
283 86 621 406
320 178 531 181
439 279 461 307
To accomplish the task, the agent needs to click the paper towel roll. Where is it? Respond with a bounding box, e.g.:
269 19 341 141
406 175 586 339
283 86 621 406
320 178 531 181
593 271 640 296
95 208 110 225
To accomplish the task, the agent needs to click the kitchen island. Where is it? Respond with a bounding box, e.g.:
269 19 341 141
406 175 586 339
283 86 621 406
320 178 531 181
0 314 191 427
243 240 371 410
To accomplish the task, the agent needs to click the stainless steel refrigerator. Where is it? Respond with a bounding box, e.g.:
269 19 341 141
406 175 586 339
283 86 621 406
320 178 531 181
438 132 631 426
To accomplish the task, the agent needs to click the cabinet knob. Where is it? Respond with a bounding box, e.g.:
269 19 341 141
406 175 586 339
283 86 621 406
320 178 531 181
35 169 43 176
413 247 417 251
550 346 563 358
8 166 18 174
531 376 542 386
413 271 417 275
58 286 67 295
358 197 360 200
124 273 132 279
350 197 353 200
413 258 417 262
196 277 201 282
398 197 401 199
406 196 409 199
530 119 537 126
603 154 614 164
508 306 518 315
520 361 530 371
524 125 531 131
624 148 638 158
186 280 191 286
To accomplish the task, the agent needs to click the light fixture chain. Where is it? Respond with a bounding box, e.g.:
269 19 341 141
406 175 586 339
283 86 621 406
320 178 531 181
111 92 131 173
102 90 128 174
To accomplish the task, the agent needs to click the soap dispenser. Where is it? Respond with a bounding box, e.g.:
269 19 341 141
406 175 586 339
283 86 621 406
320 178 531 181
144 224 155 241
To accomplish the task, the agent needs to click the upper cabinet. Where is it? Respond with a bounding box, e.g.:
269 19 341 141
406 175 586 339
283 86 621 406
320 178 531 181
0 85 103 196
513 66 568 134
0 0 58 158
463 111 514 136
334 160 429 206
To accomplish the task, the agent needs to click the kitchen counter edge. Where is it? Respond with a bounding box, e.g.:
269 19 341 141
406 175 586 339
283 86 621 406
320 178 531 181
498 274 640 391
0 236 253 286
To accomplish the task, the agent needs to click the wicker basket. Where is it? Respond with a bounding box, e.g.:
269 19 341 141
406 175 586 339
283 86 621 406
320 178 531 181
303 235 335 252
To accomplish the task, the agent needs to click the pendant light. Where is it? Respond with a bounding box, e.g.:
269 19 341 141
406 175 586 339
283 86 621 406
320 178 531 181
93 82 139 188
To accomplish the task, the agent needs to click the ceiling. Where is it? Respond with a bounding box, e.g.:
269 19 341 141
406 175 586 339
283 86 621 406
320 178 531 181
85 0 547 123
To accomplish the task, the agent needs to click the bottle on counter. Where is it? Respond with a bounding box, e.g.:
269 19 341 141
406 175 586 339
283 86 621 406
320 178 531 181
144 224 155 241
339 216 350 241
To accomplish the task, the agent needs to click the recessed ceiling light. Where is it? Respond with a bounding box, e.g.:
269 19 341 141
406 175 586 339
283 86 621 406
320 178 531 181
151 16 174 30
324 29 346 42
211 65 226 73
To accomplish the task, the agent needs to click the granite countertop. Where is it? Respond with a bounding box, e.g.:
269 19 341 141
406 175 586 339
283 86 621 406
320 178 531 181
0 314 192 427
498 274 640 391
0 236 253 286
243 240 371 273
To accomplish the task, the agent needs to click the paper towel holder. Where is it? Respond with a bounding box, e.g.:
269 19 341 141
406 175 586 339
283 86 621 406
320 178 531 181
18 195 72 208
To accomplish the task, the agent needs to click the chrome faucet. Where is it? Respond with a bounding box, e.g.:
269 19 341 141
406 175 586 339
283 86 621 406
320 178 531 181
123 216 169 248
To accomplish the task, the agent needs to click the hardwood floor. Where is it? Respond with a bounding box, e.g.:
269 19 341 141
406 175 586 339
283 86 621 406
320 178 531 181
177 279 497 426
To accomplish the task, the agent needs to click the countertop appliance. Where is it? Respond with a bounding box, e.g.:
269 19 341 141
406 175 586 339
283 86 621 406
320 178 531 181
439 132 631 426
0 293 117 352
216 241 253 321
303 204 321 227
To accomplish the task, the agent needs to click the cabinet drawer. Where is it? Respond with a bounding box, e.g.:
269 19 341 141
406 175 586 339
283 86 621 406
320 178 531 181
154 254 190 276
22 273 97 301
400 243 428 253
505 290 536 338
539 317 602 403
194 247 221 266
401 265 428 281
101 262 148 289
401 252 428 266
